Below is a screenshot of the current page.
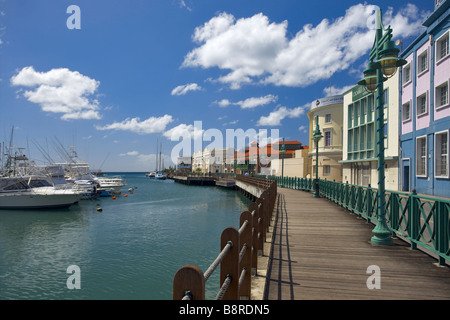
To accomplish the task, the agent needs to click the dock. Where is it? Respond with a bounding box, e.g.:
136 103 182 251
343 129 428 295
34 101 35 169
215 179 235 188
264 187 450 300
172 175 216 186
172 175 235 188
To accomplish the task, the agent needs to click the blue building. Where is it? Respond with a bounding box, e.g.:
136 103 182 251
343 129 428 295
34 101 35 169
399 0 450 197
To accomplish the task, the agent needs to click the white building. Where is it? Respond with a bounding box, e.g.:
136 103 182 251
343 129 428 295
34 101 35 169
192 148 235 173
342 72 399 190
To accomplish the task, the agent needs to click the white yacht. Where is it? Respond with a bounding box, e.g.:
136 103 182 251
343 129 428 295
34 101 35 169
93 175 126 196
0 176 83 209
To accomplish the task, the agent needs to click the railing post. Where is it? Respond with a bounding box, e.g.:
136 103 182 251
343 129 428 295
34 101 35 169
356 186 362 216
249 202 259 274
436 201 449 266
366 184 373 223
239 210 252 299
390 193 400 233
220 227 239 300
255 200 264 256
409 190 419 250
173 265 205 300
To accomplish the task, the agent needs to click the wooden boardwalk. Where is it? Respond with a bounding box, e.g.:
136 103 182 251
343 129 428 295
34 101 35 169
264 188 450 300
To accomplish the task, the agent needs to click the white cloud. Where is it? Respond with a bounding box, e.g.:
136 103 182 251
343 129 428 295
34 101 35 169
257 105 307 126
323 84 355 97
10 66 102 120
96 114 173 134
120 151 139 156
214 94 277 109
298 125 307 133
163 123 204 141
178 0 192 12
183 4 428 89
171 83 202 96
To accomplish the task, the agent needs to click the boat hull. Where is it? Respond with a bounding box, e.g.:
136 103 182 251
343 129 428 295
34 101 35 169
0 189 82 210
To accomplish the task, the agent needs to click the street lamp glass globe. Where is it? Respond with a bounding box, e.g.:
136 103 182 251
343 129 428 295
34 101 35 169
380 54 398 77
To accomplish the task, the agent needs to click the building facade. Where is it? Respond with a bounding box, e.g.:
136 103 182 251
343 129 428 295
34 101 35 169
307 95 344 182
342 72 400 191
399 0 450 197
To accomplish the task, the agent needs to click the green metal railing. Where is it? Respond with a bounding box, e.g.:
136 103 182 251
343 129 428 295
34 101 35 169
271 176 450 266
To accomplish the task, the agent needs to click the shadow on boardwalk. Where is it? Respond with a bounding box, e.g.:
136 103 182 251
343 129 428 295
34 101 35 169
264 188 450 300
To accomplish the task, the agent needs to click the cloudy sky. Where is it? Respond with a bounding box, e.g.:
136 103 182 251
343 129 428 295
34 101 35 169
0 0 432 171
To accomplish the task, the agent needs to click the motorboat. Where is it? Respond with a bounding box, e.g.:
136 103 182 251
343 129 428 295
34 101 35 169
0 176 83 209
93 175 126 196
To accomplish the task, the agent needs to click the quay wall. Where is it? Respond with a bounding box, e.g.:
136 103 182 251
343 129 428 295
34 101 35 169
235 179 265 198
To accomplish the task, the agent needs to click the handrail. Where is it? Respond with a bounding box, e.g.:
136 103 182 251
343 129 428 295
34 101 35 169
172 177 277 300
272 175 450 266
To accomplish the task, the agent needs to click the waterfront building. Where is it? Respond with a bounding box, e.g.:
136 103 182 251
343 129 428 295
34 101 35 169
399 0 450 197
307 95 344 182
192 148 235 174
234 142 260 175
268 141 309 177
192 150 205 173
177 156 192 173
342 72 400 190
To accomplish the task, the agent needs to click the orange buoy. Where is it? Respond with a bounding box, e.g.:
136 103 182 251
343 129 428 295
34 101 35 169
124 194 128 197
112 196 116 200
130 191 133 194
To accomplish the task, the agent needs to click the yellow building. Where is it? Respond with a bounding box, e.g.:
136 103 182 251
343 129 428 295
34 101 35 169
307 95 343 182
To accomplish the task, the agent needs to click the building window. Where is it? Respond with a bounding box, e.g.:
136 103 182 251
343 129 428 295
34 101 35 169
324 165 330 176
416 136 427 177
348 130 353 152
436 31 449 63
324 130 332 147
435 131 449 178
403 63 411 85
325 113 332 123
416 92 428 116
360 126 365 150
435 81 449 110
402 101 411 122
417 49 428 75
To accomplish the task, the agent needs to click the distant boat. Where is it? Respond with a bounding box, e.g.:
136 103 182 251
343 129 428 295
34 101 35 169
147 139 166 180
154 172 167 180
93 175 126 196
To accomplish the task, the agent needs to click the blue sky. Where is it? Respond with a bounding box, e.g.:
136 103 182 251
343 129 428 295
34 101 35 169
0 0 433 171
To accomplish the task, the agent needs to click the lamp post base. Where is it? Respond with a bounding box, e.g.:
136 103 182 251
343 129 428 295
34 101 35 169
371 219 393 246
313 192 320 198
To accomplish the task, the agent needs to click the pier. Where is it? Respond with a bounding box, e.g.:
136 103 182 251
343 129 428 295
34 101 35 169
266 187 450 299
172 175 216 186
172 174 236 189
172 175 450 300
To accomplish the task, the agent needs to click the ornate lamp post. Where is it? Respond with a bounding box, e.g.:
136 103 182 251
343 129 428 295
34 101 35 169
312 116 323 198
280 138 286 187
357 9 406 245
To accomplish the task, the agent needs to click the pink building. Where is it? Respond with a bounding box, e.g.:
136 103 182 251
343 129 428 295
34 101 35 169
399 0 450 197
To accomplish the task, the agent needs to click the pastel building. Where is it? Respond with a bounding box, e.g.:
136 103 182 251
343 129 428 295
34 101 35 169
342 72 400 191
399 0 450 197
306 95 344 182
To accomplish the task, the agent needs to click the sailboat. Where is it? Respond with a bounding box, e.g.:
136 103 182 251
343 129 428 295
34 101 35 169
148 139 166 180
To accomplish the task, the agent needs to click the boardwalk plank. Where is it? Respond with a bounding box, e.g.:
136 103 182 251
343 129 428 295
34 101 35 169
264 188 450 300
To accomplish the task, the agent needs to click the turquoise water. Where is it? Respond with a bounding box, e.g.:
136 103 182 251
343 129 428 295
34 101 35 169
0 173 250 300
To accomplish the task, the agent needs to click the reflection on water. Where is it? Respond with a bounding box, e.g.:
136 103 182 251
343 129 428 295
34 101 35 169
0 174 249 299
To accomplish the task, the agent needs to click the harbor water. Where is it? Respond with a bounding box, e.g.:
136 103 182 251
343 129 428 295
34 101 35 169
0 173 250 300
